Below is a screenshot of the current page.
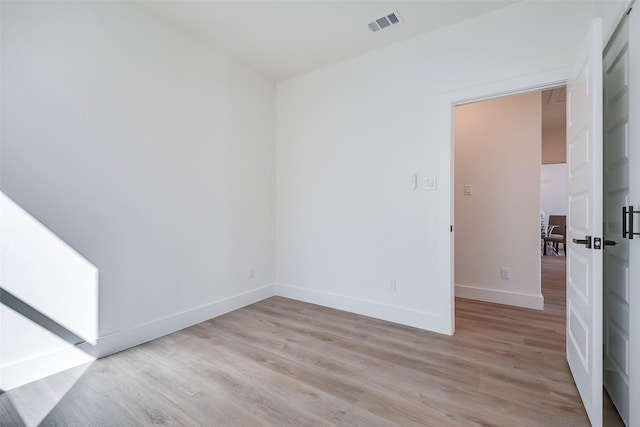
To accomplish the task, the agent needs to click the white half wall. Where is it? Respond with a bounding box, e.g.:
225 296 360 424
276 1 596 333
454 92 543 310
1 1 276 388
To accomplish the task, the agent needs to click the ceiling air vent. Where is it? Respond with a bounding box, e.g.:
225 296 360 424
367 10 403 33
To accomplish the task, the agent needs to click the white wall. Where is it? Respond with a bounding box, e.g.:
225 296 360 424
1 193 98 389
542 128 567 164
277 1 597 332
541 164 569 218
541 88 567 164
542 127 567 164
1 1 276 388
454 93 543 309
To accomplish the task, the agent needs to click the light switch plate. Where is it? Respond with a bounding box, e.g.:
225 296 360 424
423 177 437 190
411 174 418 190
464 185 472 195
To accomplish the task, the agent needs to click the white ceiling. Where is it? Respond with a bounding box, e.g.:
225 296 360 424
140 1 520 81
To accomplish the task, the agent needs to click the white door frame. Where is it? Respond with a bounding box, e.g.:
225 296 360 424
437 68 569 335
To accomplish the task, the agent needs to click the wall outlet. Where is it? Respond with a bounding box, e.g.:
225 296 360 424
388 279 397 291
248 266 255 279
500 267 511 280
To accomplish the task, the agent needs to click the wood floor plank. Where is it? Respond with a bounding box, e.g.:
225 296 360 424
0 393 27 427
0 255 625 426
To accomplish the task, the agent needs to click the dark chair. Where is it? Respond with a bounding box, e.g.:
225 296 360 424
543 215 566 255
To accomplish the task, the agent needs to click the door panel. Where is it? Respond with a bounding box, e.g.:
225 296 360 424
603 12 632 426
566 18 603 427
569 252 590 301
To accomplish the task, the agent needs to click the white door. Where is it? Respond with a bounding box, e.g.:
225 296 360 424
566 18 604 427
603 12 631 426
627 5 640 427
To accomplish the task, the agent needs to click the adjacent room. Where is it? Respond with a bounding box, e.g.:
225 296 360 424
1 1 638 426
454 87 568 304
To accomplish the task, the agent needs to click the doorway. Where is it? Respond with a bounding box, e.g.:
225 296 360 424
541 87 568 260
453 91 545 311
453 87 569 308
436 68 568 335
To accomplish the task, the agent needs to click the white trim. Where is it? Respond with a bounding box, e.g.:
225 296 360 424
438 67 570 335
275 283 449 334
455 284 544 310
94 284 276 358
0 344 95 391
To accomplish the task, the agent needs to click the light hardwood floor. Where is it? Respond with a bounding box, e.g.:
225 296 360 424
0 256 625 426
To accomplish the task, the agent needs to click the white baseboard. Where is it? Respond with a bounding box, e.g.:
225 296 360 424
3 283 457 391
0 343 95 392
0 284 276 391
275 283 449 334
94 284 276 358
455 284 544 310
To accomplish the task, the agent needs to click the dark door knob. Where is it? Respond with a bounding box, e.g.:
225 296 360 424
572 236 592 249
